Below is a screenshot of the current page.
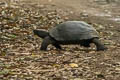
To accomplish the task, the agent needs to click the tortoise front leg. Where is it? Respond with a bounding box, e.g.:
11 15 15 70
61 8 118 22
52 43 62 50
92 38 107 51
40 36 52 50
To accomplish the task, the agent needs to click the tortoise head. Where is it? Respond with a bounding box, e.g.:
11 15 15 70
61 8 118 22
33 29 49 39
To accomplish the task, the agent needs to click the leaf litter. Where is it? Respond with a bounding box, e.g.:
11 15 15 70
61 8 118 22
0 1 120 80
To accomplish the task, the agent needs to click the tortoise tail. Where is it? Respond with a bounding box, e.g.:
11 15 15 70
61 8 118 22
33 29 49 39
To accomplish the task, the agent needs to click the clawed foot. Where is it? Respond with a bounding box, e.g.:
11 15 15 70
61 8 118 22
97 46 108 51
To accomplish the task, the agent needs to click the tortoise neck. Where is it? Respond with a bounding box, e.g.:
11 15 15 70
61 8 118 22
33 30 49 39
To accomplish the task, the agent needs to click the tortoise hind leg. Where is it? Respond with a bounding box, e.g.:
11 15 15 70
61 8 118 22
83 41 90 47
92 38 107 51
80 40 90 47
40 36 52 50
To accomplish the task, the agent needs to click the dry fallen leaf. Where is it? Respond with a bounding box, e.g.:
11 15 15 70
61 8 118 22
115 67 120 71
48 0 52 2
69 63 79 68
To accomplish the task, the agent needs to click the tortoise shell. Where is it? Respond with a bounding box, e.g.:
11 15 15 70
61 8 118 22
49 21 99 41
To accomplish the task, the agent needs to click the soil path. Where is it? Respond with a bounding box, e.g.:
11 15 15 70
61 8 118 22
32 0 103 15
20 0 120 23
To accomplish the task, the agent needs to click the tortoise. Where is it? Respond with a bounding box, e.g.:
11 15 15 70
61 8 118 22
33 21 107 51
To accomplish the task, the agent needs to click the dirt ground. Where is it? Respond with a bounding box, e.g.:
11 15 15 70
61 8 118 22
0 0 120 80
